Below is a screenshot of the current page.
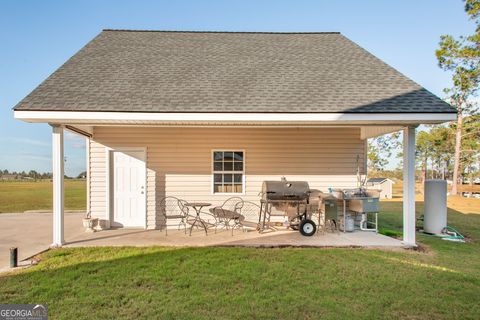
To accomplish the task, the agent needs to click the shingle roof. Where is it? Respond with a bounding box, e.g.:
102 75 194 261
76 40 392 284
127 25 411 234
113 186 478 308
14 30 456 113
367 178 389 183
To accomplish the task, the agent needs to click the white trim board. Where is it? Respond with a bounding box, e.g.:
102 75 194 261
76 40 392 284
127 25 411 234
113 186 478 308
14 111 456 125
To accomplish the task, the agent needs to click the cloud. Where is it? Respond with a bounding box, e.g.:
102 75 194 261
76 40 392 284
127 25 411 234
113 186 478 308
65 131 85 149
0 137 49 147
71 142 85 149
16 153 50 161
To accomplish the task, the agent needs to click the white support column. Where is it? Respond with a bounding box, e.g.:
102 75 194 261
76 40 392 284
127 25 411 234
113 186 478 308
85 137 90 217
51 125 65 247
403 126 416 246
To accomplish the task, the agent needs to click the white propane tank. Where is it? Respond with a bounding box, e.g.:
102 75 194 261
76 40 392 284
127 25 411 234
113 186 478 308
343 214 355 232
424 179 447 234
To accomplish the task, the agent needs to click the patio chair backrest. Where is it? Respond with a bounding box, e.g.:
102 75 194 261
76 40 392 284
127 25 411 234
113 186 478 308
221 197 244 214
177 199 190 216
159 197 187 218
239 201 261 222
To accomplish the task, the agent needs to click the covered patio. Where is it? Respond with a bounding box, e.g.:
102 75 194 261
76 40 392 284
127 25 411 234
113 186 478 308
12 118 456 250
14 120 432 249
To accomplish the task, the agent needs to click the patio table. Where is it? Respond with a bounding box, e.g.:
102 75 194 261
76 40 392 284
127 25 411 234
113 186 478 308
185 202 211 236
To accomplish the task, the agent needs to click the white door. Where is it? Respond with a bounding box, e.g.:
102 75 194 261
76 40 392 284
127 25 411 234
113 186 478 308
112 150 146 227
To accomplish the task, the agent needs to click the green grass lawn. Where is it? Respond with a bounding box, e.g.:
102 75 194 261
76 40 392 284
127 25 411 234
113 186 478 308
0 180 86 213
0 197 479 319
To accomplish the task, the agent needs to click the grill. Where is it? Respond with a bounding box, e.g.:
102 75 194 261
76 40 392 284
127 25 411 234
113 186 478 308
261 180 310 201
259 178 317 236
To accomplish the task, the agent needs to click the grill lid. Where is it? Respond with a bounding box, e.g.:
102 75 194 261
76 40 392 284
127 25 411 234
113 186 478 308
261 179 310 201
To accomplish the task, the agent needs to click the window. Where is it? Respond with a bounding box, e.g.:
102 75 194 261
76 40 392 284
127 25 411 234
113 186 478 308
213 151 244 193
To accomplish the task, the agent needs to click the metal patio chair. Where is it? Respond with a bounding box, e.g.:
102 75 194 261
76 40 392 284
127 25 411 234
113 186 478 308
209 197 244 233
236 201 261 233
159 196 189 235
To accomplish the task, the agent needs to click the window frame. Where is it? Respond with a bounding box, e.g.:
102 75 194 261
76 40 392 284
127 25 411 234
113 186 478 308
211 150 246 195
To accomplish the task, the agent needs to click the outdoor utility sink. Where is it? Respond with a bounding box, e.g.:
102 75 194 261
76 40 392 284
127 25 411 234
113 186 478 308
347 197 379 213
332 189 380 213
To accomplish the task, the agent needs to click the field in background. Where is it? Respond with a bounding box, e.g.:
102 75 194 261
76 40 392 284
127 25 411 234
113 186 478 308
0 179 478 214
0 180 86 213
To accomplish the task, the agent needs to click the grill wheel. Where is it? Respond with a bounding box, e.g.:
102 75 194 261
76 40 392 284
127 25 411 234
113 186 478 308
299 219 316 236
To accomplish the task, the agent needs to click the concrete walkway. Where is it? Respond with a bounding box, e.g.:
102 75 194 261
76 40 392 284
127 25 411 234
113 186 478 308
1 212 403 270
0 212 85 270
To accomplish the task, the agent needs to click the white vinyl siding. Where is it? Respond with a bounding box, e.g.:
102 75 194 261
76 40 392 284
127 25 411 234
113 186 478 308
88 127 366 229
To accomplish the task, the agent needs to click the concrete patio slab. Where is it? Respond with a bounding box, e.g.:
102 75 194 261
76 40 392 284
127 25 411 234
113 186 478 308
0 212 85 270
65 226 403 249
1 212 403 271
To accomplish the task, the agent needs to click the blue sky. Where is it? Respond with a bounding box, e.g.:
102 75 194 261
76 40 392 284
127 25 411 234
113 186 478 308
0 0 475 176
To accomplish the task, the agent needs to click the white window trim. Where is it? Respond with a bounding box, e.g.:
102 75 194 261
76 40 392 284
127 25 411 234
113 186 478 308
211 150 246 196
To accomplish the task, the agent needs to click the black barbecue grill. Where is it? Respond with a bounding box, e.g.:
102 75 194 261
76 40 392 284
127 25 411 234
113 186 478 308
259 178 317 236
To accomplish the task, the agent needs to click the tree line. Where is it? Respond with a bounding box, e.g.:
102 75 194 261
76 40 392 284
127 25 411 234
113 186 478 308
0 169 87 180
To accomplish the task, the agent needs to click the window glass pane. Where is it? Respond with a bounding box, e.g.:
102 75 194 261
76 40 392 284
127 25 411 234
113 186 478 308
214 162 223 171
234 152 243 161
214 152 223 161
223 174 233 183
213 151 244 194
224 152 234 161
224 162 233 171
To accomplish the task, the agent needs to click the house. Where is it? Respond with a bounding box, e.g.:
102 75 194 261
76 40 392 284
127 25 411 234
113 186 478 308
366 178 395 199
1 174 17 180
13 30 456 247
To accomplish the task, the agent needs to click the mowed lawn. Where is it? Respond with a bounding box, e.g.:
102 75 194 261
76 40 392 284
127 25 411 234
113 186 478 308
0 180 86 213
0 197 479 319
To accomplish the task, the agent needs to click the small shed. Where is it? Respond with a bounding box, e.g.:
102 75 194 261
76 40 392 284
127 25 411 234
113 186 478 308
366 178 395 199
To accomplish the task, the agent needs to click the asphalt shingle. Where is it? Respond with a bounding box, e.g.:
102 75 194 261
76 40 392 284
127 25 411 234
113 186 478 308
14 30 456 113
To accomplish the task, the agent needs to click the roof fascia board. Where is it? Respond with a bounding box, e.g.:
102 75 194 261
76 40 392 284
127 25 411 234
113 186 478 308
14 111 456 125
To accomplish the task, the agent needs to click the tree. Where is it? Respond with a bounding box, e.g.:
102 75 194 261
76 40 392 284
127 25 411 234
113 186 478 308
367 133 401 172
416 131 434 183
460 114 480 183
77 171 87 179
436 0 480 194
429 126 456 179
28 170 39 180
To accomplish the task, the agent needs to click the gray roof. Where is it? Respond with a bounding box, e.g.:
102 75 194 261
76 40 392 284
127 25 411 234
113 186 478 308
367 178 391 183
14 30 455 113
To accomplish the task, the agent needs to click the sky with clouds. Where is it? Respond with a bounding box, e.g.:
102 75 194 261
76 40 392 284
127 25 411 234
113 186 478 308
0 0 476 176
